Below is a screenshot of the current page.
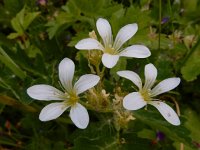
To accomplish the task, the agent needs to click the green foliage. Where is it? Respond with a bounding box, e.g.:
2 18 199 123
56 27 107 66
181 39 200 81
0 47 26 79
8 6 40 39
133 109 193 148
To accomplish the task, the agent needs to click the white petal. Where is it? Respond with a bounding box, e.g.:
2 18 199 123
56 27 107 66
59 58 75 92
143 63 157 90
102 53 119 68
151 78 181 97
75 38 104 50
119 45 151 58
70 103 89 129
113 23 138 51
149 101 180 126
117 70 142 90
74 74 100 95
123 92 147 110
39 102 68 121
27 84 64 101
96 18 113 47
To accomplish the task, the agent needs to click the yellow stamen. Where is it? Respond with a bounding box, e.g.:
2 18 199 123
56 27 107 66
104 46 117 55
64 91 79 107
140 89 151 101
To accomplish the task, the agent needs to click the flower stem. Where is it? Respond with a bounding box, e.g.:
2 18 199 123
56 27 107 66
167 0 175 46
158 0 162 51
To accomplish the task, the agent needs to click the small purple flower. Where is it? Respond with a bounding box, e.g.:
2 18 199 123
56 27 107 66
161 17 170 24
156 131 165 141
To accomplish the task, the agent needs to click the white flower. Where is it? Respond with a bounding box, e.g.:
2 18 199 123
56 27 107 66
117 63 181 126
27 58 100 129
75 18 151 68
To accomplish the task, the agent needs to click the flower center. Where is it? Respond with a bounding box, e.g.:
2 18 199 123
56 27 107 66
104 45 117 55
64 91 79 106
140 89 151 101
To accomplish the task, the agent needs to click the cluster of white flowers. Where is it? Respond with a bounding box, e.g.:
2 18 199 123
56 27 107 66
27 18 180 129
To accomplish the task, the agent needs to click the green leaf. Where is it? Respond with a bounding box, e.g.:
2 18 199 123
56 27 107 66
59 0 123 42
155 59 174 80
62 0 81 16
71 122 118 150
73 0 105 16
8 7 40 38
133 108 194 148
71 122 152 150
0 47 26 79
7 32 21 39
183 108 200 143
46 12 73 39
120 133 152 150
137 129 156 140
173 107 200 150
25 45 42 58
23 11 40 30
73 136 118 150
10 7 25 34
181 40 200 81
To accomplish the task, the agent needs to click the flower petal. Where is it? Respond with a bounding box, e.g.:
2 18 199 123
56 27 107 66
119 45 151 58
75 38 104 50
96 18 113 47
39 102 68 121
102 53 119 68
113 23 138 51
117 71 142 90
151 78 181 97
74 74 100 95
123 92 147 110
143 63 157 90
59 58 75 92
149 101 180 126
70 103 89 129
27 84 64 101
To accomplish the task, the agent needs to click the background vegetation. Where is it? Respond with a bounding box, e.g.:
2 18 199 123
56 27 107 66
0 0 200 149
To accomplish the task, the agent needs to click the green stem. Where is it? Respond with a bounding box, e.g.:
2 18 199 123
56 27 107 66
158 0 162 51
167 0 175 46
95 63 101 77
95 63 105 92
100 66 106 80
